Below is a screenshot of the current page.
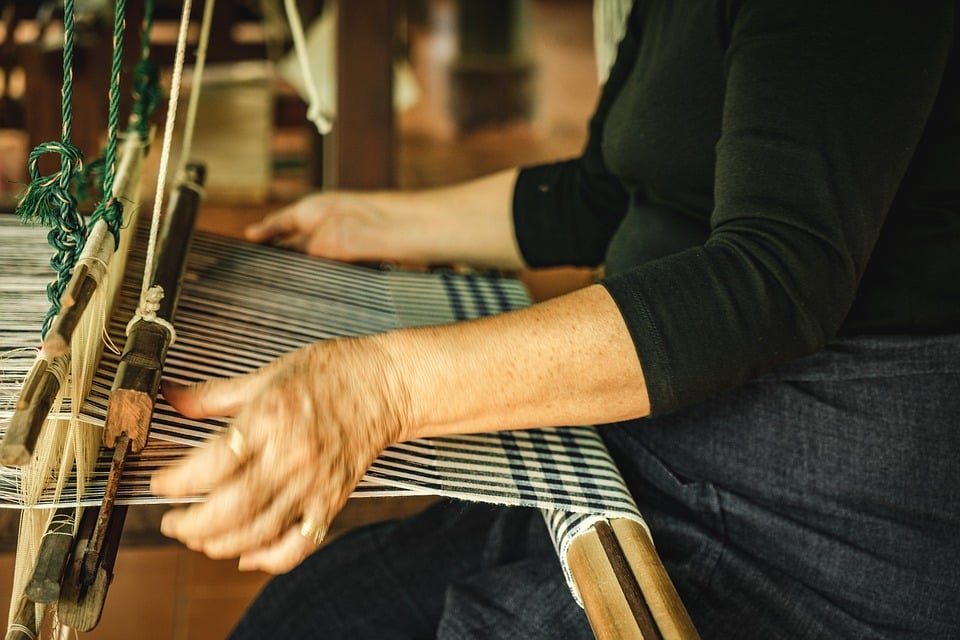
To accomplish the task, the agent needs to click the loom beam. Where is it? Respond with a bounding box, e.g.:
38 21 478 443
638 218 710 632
568 518 700 640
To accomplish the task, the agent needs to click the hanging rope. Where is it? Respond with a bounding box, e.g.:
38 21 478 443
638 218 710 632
130 0 160 140
88 0 128 246
131 0 196 322
15 0 85 338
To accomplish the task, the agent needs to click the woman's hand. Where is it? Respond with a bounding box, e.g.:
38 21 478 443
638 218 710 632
245 192 409 262
150 336 412 574
244 169 527 270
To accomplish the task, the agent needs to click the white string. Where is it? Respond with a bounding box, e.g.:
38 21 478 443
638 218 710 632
7 623 36 639
175 0 216 183
139 0 194 318
284 0 333 134
125 286 177 344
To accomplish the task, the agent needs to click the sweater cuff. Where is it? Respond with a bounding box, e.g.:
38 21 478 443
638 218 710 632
600 272 677 415
512 161 579 268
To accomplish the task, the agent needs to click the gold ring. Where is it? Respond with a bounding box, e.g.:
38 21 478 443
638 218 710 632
225 426 249 463
299 518 327 546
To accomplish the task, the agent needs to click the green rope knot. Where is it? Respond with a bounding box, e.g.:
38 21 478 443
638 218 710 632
17 141 85 226
17 140 87 336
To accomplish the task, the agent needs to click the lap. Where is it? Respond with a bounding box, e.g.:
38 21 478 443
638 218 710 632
604 334 960 639
229 502 593 640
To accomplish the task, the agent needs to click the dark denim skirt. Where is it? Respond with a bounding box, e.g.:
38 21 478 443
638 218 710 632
603 333 960 638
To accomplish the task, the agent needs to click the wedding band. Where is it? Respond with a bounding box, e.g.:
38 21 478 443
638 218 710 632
225 426 249 463
299 518 327 546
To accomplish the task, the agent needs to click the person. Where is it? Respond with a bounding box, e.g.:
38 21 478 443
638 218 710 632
151 1 960 638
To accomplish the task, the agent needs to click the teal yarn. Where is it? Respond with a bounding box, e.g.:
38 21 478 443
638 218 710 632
131 0 161 138
130 57 161 138
15 0 86 337
89 0 127 245
17 140 86 337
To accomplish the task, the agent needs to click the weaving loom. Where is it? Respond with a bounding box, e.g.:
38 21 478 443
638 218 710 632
1 2 698 639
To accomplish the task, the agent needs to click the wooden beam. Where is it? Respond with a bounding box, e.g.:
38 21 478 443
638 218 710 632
324 0 395 189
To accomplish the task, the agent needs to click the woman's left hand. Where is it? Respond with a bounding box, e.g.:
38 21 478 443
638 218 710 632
150 336 412 573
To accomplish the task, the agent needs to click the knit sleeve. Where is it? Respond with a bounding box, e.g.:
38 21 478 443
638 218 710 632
602 1 955 413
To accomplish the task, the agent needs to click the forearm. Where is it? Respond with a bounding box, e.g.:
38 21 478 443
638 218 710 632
365 168 525 269
379 283 649 440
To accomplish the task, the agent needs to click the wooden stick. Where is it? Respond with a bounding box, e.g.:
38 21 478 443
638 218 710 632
57 501 127 632
610 519 700 640
81 433 128 587
25 507 77 603
104 163 205 452
43 221 115 357
567 519 700 640
0 354 66 466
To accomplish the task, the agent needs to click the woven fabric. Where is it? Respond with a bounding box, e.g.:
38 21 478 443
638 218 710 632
0 217 645 600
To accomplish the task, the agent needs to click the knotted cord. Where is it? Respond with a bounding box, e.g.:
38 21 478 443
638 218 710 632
15 0 85 338
87 0 128 246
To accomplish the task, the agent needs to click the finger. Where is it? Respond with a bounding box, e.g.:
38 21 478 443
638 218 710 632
158 463 297 553
151 429 245 498
162 373 265 420
237 526 320 574
245 206 303 244
194 494 301 560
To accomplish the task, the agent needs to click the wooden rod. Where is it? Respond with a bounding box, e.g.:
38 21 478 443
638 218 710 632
104 163 205 452
0 354 67 466
57 502 127 633
81 433 128 588
566 519 700 640
610 519 700 640
43 221 115 357
25 507 77 603
1 130 148 464
594 520 662 639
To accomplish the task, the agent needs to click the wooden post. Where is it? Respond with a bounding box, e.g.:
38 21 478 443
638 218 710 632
323 0 395 189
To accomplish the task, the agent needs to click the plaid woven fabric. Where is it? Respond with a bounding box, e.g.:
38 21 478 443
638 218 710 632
0 217 646 600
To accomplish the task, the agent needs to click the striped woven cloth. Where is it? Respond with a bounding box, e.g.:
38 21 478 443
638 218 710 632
0 216 645 600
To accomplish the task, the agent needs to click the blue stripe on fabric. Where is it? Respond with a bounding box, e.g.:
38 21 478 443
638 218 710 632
440 272 468 321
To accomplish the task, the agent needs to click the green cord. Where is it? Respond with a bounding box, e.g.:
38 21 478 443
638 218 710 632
15 0 85 338
89 0 128 245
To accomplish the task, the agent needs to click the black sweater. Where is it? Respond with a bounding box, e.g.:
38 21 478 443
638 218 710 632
512 0 960 414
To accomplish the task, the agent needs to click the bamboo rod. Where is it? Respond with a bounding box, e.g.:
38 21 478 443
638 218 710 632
567 519 700 640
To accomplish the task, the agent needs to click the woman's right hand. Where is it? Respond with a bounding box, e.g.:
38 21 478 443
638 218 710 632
245 192 412 263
